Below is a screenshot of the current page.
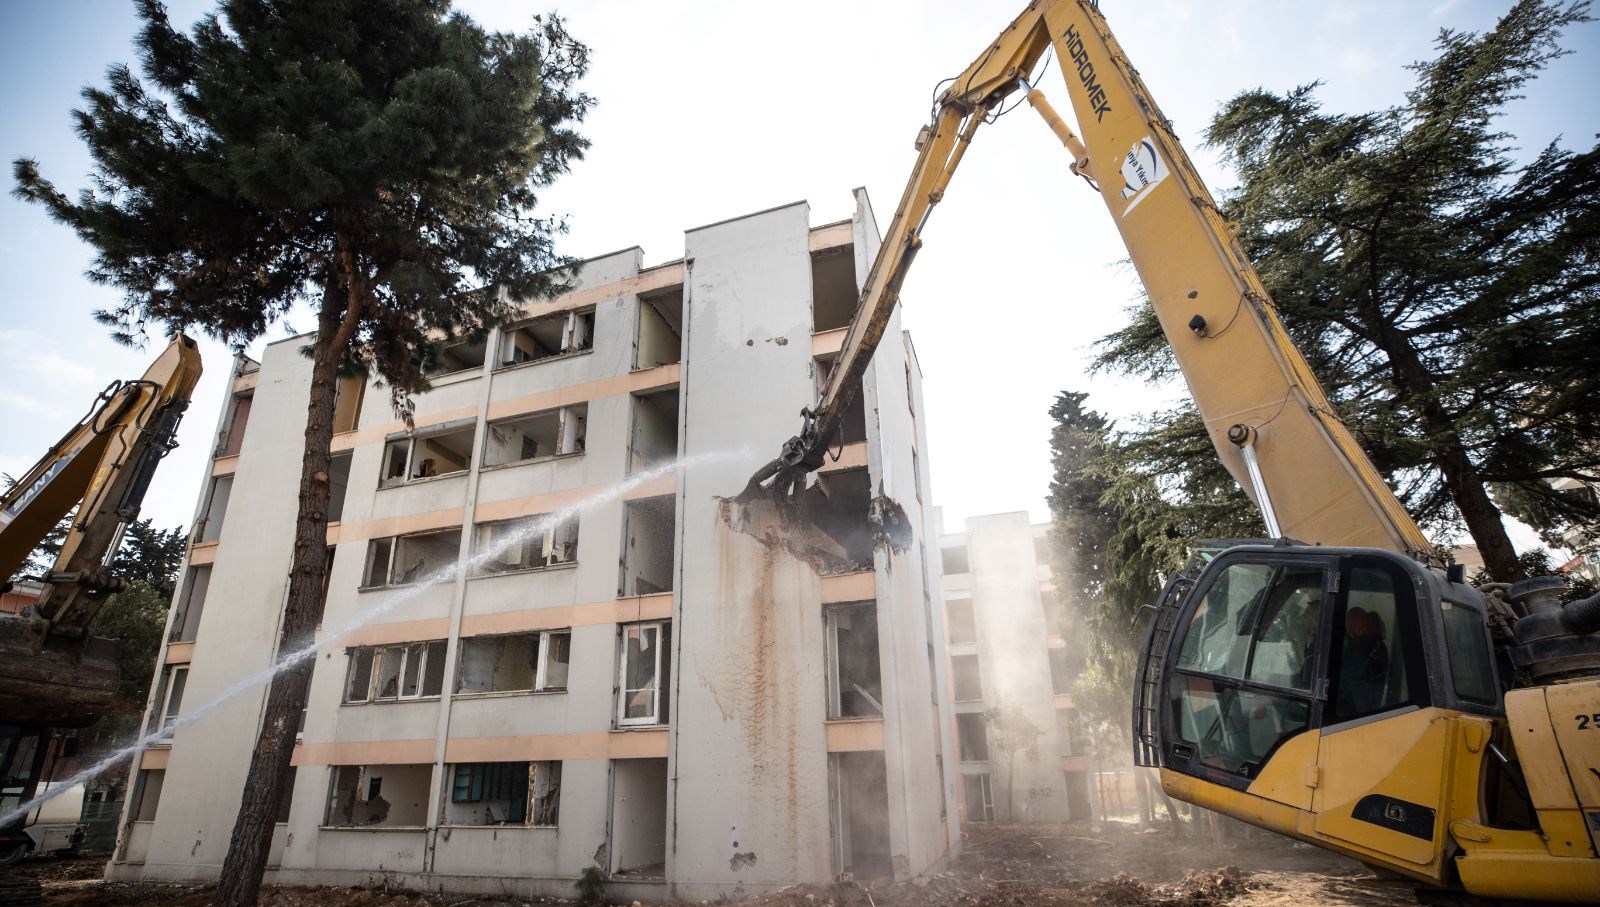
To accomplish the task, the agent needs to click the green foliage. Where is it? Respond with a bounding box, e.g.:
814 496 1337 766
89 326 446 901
1069 661 1129 762
13 0 593 412
982 703 1042 762
109 518 187 596
90 579 171 702
574 865 606 905
1094 0 1600 581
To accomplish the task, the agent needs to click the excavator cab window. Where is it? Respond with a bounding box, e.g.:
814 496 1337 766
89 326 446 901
1323 560 1427 725
1167 559 1327 780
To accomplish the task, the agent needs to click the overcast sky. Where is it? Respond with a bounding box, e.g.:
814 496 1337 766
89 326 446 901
2 0 1595 549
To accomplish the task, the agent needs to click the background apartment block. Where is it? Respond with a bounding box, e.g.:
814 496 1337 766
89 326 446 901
110 190 959 900
938 512 1092 824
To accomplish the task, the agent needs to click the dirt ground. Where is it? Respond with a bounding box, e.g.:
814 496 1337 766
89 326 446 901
17 821 1421 907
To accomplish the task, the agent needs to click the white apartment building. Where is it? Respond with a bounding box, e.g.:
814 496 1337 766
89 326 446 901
937 512 1091 824
110 191 958 900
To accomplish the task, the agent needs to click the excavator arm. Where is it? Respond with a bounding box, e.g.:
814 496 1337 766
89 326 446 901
755 0 1435 561
0 333 202 727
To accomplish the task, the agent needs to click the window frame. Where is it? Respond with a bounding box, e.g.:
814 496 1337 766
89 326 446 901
379 423 477 488
343 640 447 704
455 630 571 696
471 514 580 577
617 620 670 727
481 405 587 470
496 308 596 370
824 601 883 719
359 528 463 589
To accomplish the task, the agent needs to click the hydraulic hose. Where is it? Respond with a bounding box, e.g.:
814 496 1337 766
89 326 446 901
1560 589 1600 635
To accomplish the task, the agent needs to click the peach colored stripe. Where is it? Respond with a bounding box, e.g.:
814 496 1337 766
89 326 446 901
825 720 885 752
821 571 874 603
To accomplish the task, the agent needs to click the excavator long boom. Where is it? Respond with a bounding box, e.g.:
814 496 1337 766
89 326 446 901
760 0 1434 561
0 333 201 727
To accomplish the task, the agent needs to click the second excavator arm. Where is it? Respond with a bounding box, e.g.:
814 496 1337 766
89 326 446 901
752 0 1436 562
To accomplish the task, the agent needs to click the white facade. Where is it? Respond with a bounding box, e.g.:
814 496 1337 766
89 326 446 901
110 192 957 900
938 512 1091 824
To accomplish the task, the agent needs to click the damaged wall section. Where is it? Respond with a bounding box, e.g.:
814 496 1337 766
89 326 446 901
620 495 676 596
324 764 431 827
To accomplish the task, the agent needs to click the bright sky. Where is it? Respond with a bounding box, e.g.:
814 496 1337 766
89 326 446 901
2 1 1595 550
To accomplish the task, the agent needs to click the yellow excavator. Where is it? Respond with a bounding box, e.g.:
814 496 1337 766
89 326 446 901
0 335 201 863
749 1 1600 901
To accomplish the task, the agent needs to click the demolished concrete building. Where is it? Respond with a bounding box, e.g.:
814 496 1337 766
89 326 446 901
108 191 958 900
937 512 1092 823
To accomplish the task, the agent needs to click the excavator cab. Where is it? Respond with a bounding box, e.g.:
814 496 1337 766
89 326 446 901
1134 545 1508 881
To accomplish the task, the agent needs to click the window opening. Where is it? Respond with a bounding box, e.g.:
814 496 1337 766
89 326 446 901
473 514 579 574
828 751 891 879
217 393 252 457
619 622 671 726
445 761 561 826
483 405 586 468
332 374 365 433
498 308 594 368
197 474 233 543
800 468 874 574
130 769 164 822
814 356 867 445
362 529 462 587
609 758 668 877
344 641 446 702
629 389 679 475
956 712 989 762
947 597 977 645
635 287 683 369
825 601 883 718
169 566 211 642
328 452 352 523
620 495 676 596
962 772 995 823
951 653 983 702
811 246 858 333
425 338 488 377
457 631 569 694
941 545 970 575
324 764 431 827
380 424 475 485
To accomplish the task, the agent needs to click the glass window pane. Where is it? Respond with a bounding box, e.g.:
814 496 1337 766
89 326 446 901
1170 675 1310 775
542 632 570 690
1329 563 1421 722
1177 563 1273 678
374 648 402 700
346 649 374 702
623 625 659 720
1441 601 1497 704
1244 566 1325 691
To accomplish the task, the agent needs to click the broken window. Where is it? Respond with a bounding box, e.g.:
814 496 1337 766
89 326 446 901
800 468 874 574
196 474 232 543
361 528 463 588
129 769 164 822
425 337 488 377
814 356 867 445
811 246 858 333
618 621 671 727
472 514 579 575
946 597 977 645
328 452 352 523
497 309 594 368
962 773 995 823
332 373 366 433
168 566 211 643
951 654 984 702
610 758 667 877
147 665 188 740
635 287 682 369
629 389 679 475
380 422 475 485
343 641 447 702
445 761 561 826
828 751 891 879
483 405 586 467
620 495 676 596
825 601 882 719
457 630 569 694
324 764 431 827
956 713 989 762
216 392 252 457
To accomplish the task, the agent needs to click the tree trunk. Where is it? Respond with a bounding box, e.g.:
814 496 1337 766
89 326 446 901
1373 321 1525 582
216 278 358 907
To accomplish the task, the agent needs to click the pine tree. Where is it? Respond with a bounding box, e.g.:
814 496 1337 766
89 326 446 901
12 2 591 902
1095 0 1599 582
